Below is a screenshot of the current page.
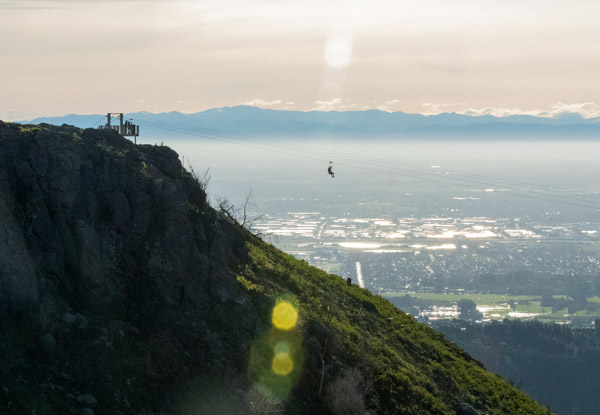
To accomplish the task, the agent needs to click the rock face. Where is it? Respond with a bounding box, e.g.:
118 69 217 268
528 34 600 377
0 123 253 414
0 122 245 320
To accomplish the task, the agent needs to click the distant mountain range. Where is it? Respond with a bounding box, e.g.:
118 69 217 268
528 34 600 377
23 106 600 139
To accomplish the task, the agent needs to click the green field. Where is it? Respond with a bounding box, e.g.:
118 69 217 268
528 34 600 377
383 292 600 323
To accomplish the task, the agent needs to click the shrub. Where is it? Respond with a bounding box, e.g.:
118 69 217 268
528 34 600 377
326 367 369 415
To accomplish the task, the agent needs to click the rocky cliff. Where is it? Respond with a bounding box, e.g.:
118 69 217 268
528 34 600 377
0 122 552 414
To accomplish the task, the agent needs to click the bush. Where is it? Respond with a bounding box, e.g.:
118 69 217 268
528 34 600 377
326 367 369 415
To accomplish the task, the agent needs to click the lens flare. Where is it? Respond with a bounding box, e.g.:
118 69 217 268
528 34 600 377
248 295 302 399
272 352 294 376
274 341 290 354
272 301 298 331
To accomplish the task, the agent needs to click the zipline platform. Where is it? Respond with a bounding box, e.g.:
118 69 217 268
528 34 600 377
99 113 139 143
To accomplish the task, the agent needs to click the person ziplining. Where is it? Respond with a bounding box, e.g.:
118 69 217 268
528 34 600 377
327 161 335 178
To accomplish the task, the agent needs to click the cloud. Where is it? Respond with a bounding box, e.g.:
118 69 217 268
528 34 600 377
240 99 283 107
460 107 538 117
421 102 450 115
376 99 402 112
311 98 356 111
421 102 468 115
422 102 600 119
546 102 600 118
462 102 600 119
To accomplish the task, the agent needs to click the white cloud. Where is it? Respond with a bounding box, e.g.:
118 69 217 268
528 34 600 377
421 102 450 115
376 99 402 112
311 98 356 111
422 102 600 119
461 107 538 117
546 102 600 118
462 102 600 119
240 99 283 107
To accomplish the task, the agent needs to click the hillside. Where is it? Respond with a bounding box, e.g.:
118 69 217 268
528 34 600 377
0 121 552 414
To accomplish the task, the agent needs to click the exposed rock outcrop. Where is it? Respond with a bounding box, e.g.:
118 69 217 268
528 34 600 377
0 123 245 319
0 122 254 414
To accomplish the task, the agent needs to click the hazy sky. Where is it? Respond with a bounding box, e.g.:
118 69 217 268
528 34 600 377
2 0 599 120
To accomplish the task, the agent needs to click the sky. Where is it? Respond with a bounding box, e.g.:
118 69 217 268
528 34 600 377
1 0 600 120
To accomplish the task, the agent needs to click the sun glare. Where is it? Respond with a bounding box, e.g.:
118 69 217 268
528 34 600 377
324 34 352 69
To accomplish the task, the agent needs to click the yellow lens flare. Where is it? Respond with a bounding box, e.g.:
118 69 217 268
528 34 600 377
272 301 298 331
272 352 294 376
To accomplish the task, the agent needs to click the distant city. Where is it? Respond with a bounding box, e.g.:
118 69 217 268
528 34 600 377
255 210 600 327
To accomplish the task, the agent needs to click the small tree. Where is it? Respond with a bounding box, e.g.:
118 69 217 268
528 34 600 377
458 299 483 321
326 367 370 415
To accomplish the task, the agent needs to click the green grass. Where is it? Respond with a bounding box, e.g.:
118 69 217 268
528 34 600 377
383 292 600 323
238 235 553 414
18 125 44 133
385 292 534 303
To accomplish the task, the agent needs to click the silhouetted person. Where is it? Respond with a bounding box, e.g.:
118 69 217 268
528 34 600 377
328 165 335 178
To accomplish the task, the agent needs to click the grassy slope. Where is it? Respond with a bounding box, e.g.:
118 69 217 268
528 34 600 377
238 235 552 415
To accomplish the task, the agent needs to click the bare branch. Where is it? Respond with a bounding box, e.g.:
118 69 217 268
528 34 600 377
326 367 370 415
216 197 237 222
318 337 329 396
187 163 211 193
216 190 264 237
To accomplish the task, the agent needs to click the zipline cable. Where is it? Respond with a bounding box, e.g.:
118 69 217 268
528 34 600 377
90 115 107 128
134 115 600 203
133 117 600 211
134 118 600 210
133 113 600 201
